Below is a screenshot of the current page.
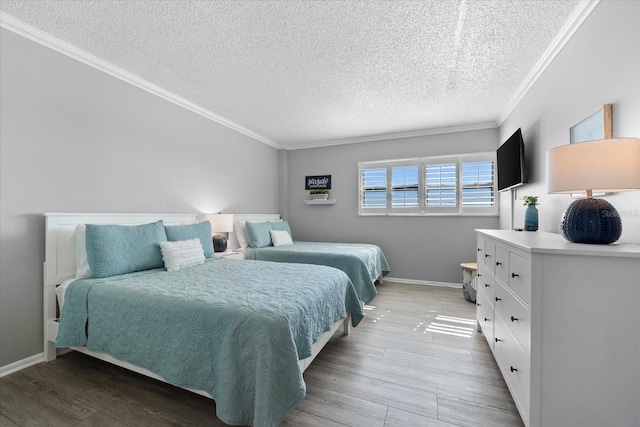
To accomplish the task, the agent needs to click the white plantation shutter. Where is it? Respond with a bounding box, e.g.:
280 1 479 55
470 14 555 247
360 167 387 214
425 162 458 214
359 152 497 216
461 157 496 214
391 163 421 214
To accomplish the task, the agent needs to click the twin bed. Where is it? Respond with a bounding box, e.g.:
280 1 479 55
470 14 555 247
44 213 389 426
232 214 389 304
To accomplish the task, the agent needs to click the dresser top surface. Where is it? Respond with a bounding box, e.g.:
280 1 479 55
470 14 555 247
476 229 640 258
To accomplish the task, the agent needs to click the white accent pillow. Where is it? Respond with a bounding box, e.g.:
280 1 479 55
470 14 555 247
158 239 205 271
270 229 293 246
74 225 91 278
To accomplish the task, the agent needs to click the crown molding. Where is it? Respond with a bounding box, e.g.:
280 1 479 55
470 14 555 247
0 12 280 149
2 0 599 153
282 121 498 150
497 0 600 126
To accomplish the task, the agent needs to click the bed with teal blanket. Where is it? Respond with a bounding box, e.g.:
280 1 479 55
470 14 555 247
55 258 364 426
244 241 390 303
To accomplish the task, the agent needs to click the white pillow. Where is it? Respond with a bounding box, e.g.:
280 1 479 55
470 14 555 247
158 239 205 272
73 225 91 278
234 221 249 249
270 229 293 246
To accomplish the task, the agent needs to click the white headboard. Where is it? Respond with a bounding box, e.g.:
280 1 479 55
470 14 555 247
43 212 199 287
227 213 281 249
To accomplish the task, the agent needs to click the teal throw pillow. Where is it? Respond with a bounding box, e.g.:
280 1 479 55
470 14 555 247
245 221 274 248
85 220 167 278
165 221 214 258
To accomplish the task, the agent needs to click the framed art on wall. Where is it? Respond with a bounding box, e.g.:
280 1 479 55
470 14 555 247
570 103 612 143
569 104 612 198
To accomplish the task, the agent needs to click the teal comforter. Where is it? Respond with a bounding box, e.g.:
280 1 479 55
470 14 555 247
245 241 390 303
56 259 363 426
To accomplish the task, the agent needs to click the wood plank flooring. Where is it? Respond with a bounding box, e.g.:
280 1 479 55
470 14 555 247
0 282 524 426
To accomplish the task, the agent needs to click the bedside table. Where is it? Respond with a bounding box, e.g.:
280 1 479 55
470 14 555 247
214 250 244 260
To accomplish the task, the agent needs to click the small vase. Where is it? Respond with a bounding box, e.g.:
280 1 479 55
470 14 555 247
524 205 538 231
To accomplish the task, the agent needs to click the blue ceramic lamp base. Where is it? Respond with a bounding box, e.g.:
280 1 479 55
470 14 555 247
213 235 228 252
560 198 622 244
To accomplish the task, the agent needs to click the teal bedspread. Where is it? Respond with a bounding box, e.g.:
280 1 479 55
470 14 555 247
56 259 363 426
244 241 390 303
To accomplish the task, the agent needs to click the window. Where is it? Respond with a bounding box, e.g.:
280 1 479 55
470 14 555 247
425 162 457 213
392 165 419 207
462 161 495 207
361 168 387 210
358 152 497 216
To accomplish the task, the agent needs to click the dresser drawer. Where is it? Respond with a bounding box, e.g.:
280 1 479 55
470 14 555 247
483 240 495 273
477 236 485 261
494 312 530 422
508 252 531 304
476 264 494 308
494 281 530 353
476 292 495 349
494 245 510 285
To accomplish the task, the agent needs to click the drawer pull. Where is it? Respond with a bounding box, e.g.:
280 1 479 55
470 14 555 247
511 272 519 278
511 316 518 322
477 248 482 252
478 273 482 277
495 297 502 302
484 283 490 288
496 261 502 266
484 317 490 322
495 337 502 343
476 303 481 307
485 254 490 258
510 366 518 373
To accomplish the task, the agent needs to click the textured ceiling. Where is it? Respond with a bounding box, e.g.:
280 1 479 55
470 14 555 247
1 0 585 149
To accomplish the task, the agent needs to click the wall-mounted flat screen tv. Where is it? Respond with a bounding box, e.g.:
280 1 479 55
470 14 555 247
497 128 527 192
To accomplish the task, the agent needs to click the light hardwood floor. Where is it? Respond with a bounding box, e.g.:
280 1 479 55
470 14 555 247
0 282 524 426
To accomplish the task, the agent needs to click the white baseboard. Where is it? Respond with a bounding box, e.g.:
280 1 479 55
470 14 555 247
0 353 44 378
384 277 462 288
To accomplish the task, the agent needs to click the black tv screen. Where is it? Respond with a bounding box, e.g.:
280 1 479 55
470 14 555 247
497 128 527 192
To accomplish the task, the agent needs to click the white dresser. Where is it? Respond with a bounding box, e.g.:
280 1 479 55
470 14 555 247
475 229 640 427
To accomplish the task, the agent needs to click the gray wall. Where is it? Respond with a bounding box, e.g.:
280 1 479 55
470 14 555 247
0 29 279 367
499 0 640 243
284 129 500 284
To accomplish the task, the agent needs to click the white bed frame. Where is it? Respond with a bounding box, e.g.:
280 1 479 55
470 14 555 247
43 212 349 398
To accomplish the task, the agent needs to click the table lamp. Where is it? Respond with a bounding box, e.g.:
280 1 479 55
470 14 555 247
546 137 640 244
207 214 234 252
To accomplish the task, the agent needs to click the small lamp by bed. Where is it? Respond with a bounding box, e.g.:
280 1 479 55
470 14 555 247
546 137 640 244
207 213 234 252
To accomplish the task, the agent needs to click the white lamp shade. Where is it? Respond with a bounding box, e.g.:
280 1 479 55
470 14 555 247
207 214 234 233
547 138 640 194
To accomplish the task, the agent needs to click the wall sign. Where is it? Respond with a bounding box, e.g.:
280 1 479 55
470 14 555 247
305 175 331 190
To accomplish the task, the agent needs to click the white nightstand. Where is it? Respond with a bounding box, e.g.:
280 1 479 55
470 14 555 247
214 250 244 260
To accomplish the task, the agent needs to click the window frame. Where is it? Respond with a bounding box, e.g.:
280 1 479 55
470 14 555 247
358 152 498 216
